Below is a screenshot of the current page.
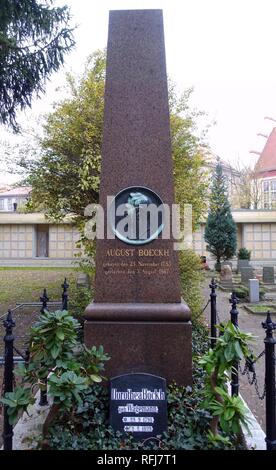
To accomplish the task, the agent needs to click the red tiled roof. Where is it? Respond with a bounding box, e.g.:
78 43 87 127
255 128 276 175
255 170 276 179
0 186 31 197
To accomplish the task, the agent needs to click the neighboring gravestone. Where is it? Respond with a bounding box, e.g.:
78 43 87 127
237 259 250 273
110 373 167 440
249 279 260 303
84 10 192 385
220 264 233 289
240 267 254 286
222 261 233 269
263 267 275 284
76 273 90 289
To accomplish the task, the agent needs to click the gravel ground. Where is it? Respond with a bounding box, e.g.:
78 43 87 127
202 274 276 432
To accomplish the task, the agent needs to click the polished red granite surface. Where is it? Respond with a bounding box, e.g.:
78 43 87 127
85 10 192 385
94 10 181 304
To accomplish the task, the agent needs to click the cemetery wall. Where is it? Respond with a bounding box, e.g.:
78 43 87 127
0 224 33 259
49 225 80 259
1 211 276 267
193 210 276 267
0 213 81 266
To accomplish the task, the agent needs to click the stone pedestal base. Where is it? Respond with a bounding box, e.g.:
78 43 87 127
84 302 192 386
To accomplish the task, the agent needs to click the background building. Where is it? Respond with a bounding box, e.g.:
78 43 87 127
193 132 276 267
0 212 81 267
2 134 276 268
193 210 276 268
254 128 276 209
0 187 31 212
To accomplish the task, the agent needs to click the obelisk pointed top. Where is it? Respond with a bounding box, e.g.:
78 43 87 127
93 8 181 304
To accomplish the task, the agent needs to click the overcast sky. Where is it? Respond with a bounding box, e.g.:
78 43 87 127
2 0 276 183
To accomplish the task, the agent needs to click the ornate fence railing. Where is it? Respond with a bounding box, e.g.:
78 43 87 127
0 278 69 450
1 278 275 451
209 279 276 451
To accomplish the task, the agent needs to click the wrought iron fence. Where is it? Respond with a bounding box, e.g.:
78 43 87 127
209 280 276 451
1 278 275 450
0 278 69 450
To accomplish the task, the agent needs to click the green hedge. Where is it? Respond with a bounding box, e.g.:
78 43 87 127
179 249 204 321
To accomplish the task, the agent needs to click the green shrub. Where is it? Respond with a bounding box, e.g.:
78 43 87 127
70 286 93 322
235 285 265 301
43 373 240 450
238 248 251 260
260 288 266 300
234 286 249 299
199 321 253 438
192 321 209 357
179 249 204 321
1 388 35 425
38 324 243 450
6 317 242 450
67 284 93 342
0 309 109 430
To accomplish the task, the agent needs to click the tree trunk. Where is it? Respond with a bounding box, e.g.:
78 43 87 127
215 260 221 272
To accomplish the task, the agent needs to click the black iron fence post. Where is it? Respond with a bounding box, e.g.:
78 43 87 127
40 288 49 314
209 278 217 349
262 311 276 451
61 278 69 311
39 288 49 405
2 310 15 450
229 291 239 396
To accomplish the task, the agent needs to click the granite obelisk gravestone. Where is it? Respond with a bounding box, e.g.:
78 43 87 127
84 10 192 385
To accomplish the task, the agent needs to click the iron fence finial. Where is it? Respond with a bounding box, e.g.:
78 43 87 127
40 288 49 314
262 311 276 332
62 277 69 290
3 309 15 330
209 277 217 290
229 291 239 306
61 277 69 311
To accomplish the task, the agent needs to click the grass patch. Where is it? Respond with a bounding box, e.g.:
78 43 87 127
244 304 276 314
0 269 79 313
